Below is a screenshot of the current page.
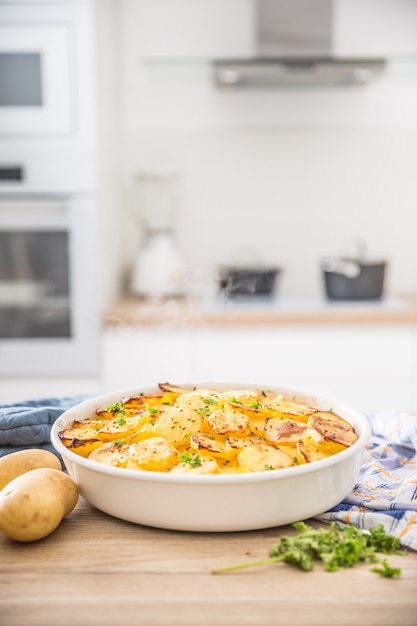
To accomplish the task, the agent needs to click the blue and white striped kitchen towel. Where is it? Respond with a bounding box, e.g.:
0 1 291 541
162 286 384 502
317 411 417 551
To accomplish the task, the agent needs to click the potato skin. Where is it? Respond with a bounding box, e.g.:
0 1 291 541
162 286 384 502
0 449 62 490
0 468 78 542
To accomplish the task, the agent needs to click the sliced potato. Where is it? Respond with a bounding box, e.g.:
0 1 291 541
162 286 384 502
208 408 250 437
309 411 358 450
58 436 103 458
88 441 131 467
158 382 191 394
189 432 236 460
297 436 332 463
226 434 264 450
59 421 104 442
170 454 220 475
95 415 151 441
174 389 221 412
249 417 267 438
128 437 179 472
100 392 177 416
152 405 202 445
264 399 316 423
264 417 308 446
221 389 262 404
237 442 294 472
124 422 156 443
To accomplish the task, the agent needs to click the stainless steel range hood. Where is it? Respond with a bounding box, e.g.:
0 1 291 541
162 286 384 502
213 58 386 88
214 0 387 88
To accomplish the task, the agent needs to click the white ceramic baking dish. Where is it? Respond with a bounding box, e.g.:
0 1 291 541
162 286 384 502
51 382 371 532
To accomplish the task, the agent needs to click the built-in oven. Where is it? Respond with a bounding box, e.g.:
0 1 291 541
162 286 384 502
0 194 99 377
0 1 99 379
0 0 96 193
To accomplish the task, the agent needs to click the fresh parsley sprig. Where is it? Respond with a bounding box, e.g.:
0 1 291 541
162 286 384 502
211 522 406 578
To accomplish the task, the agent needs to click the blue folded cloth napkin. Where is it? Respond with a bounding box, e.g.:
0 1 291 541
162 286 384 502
0 395 90 461
0 397 416 550
317 410 417 551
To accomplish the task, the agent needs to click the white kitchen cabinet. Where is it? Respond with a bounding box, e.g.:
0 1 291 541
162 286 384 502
101 326 197 391
102 323 417 413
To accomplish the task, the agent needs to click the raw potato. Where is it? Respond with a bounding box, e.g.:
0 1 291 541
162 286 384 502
0 467 78 542
0 449 62 490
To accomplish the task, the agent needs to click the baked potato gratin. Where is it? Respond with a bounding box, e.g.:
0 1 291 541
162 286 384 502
58 383 359 475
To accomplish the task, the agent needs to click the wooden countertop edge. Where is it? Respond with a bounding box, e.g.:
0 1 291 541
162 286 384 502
101 294 417 328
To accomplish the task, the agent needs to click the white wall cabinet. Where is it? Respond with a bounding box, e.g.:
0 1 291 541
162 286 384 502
101 323 417 413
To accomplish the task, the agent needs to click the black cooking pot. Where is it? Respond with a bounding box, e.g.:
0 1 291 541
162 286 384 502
218 266 281 298
322 258 386 300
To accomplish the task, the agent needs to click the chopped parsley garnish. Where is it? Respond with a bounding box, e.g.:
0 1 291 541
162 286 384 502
198 407 209 416
146 405 160 415
179 452 202 468
228 396 243 405
211 522 406 578
107 401 125 414
116 414 127 426
250 401 263 409
204 397 218 406
114 439 124 447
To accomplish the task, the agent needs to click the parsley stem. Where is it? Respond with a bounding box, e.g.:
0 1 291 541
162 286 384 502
211 556 282 574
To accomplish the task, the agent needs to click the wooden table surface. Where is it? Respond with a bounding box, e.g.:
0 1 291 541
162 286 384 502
1 497 416 626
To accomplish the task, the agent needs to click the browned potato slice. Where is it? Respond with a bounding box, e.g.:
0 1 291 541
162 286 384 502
226 400 266 422
58 420 106 457
264 417 308 446
152 406 202 445
158 382 190 393
95 415 150 441
264 399 316 423
237 443 294 472
99 392 177 417
59 421 104 441
128 437 179 472
226 434 264 450
309 411 358 449
170 454 220 475
59 436 103 458
189 432 236 460
208 408 250 437
88 441 131 467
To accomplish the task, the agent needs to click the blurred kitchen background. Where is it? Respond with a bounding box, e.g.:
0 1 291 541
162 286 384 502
1 0 417 411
